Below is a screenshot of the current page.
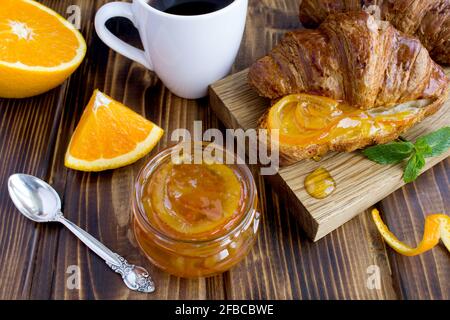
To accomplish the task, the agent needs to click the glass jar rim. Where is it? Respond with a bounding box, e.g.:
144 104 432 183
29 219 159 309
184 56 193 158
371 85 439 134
133 141 258 245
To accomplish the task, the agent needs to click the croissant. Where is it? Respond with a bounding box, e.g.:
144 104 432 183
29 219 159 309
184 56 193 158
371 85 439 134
299 0 450 65
249 12 449 164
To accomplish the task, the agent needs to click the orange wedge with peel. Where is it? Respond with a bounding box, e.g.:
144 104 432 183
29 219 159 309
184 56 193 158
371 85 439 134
65 90 164 172
0 0 87 98
372 209 450 256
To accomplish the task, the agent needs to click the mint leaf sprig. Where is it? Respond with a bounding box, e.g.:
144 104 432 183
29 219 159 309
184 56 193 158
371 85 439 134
363 127 450 183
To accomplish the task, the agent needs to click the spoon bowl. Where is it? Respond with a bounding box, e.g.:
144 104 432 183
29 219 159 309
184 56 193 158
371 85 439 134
8 174 61 223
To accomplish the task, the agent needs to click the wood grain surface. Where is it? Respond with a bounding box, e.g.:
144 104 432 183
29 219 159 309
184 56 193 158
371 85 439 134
0 0 448 300
210 68 450 241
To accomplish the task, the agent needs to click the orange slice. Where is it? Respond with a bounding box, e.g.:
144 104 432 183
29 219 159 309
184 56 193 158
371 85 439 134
65 90 164 172
0 0 87 98
372 209 450 256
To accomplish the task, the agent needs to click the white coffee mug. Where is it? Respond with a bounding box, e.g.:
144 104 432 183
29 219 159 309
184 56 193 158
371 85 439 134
95 0 248 99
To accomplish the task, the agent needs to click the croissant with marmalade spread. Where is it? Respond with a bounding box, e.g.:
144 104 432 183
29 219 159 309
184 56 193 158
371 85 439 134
248 12 449 165
299 0 450 65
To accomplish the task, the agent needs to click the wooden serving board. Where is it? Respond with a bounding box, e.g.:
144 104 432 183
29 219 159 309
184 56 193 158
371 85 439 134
209 68 450 241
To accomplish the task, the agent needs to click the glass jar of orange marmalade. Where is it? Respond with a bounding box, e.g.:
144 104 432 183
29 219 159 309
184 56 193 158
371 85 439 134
132 142 260 278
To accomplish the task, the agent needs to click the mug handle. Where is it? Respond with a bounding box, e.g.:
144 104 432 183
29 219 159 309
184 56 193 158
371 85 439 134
95 2 153 70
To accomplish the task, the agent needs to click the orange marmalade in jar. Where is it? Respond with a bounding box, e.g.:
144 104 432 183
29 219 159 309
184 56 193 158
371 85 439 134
132 142 260 278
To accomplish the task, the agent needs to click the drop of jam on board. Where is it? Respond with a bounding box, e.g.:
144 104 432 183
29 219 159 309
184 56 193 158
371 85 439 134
312 155 322 162
304 167 336 199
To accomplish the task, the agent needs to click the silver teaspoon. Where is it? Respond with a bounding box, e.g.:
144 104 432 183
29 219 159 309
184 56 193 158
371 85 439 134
7 174 155 293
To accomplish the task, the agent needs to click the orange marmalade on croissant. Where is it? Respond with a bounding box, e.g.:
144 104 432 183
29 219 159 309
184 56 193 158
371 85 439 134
132 143 259 278
268 94 429 146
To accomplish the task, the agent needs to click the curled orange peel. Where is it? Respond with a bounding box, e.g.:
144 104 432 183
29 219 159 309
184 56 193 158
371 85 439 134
371 209 450 256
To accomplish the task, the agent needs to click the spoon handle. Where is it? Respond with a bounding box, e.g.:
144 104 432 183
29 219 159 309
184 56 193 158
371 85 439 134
56 213 155 293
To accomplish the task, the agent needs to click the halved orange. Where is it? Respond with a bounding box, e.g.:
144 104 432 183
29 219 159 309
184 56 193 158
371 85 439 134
0 0 87 98
372 209 450 256
65 90 164 172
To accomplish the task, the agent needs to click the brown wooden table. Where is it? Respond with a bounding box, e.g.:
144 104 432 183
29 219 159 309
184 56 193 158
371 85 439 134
0 0 448 300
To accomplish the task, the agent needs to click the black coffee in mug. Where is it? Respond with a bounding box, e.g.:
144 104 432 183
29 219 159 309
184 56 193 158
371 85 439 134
148 0 235 16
